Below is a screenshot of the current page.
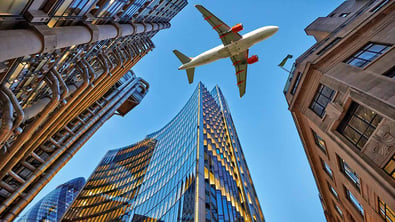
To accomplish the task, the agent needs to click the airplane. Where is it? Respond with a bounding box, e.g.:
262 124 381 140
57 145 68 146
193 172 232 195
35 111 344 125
173 5 279 97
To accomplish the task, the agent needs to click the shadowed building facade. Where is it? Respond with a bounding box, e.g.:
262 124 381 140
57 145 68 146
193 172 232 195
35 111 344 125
283 0 394 222
63 83 264 222
17 177 85 222
0 0 188 220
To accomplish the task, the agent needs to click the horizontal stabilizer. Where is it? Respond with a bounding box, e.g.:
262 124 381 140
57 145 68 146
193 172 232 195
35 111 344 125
173 50 191 64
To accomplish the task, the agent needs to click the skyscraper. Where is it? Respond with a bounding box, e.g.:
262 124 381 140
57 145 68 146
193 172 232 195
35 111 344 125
17 177 85 222
63 83 264 222
0 0 187 220
283 0 394 221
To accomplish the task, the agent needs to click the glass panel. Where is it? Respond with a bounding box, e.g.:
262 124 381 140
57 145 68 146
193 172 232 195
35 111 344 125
347 189 364 215
349 116 368 134
346 43 390 68
369 44 387 53
343 126 360 145
355 105 376 122
348 58 367 67
359 51 378 61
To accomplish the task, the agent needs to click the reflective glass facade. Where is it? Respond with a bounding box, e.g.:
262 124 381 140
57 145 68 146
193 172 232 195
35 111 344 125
17 177 85 222
63 83 264 221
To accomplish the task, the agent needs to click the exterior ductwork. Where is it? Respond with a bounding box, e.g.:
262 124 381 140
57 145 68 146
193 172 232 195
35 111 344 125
0 0 188 219
0 91 13 148
0 77 144 220
1 85 24 133
0 72 60 172
0 22 170 62
51 68 69 102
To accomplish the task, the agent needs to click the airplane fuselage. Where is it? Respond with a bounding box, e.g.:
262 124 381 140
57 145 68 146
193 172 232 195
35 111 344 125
179 26 278 70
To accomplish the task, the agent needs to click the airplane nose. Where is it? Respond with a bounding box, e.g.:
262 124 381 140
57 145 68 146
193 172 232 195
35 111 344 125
270 26 279 34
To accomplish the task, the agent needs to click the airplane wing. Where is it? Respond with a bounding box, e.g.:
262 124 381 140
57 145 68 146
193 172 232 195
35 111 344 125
230 50 248 97
195 5 242 46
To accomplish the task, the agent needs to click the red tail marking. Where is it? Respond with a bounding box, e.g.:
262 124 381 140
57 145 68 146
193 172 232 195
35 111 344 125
233 60 241 66
204 16 213 20
237 80 245 85
213 24 223 29
220 33 229 39
236 70 245 75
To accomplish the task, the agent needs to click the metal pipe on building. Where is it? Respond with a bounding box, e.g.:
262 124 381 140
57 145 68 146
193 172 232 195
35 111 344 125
0 50 148 216
98 53 110 76
0 72 60 176
0 77 142 219
82 58 96 85
2 79 142 221
51 68 69 102
0 91 13 148
0 22 170 62
0 61 92 180
1 85 24 133
1 54 117 179
52 26 91 50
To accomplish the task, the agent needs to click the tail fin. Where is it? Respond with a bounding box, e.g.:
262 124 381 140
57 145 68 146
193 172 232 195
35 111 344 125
173 50 195 84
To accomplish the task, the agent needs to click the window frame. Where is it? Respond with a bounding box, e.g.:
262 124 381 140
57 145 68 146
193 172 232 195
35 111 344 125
345 42 391 68
338 156 361 191
378 197 395 222
333 201 343 218
309 84 336 118
312 130 327 154
337 102 382 150
328 182 339 200
383 154 395 180
321 159 333 179
345 187 364 216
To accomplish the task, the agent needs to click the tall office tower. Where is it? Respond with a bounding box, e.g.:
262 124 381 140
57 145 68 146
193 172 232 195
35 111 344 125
283 0 394 221
63 83 264 222
0 0 188 220
17 177 85 222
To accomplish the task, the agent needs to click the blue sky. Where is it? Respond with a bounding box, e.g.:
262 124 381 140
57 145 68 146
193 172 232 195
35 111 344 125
21 1 345 221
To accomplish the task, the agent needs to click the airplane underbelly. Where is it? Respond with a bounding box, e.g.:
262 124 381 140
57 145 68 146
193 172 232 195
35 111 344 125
226 41 248 56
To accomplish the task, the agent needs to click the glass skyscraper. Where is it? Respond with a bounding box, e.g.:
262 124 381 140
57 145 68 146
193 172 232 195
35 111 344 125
17 177 85 222
63 83 264 221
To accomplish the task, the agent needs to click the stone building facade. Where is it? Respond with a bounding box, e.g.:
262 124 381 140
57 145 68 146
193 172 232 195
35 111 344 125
284 0 394 221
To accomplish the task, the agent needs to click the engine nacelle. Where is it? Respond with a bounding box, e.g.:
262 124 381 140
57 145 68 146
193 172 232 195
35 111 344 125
231 23 243 33
247 55 259 64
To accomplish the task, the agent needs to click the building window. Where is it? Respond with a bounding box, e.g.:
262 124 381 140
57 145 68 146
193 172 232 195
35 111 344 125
345 42 391 68
370 0 390 13
345 188 364 216
339 13 350 17
383 155 395 179
290 72 302 95
310 84 336 118
328 182 339 200
339 157 360 190
333 201 343 217
321 159 333 178
379 197 395 222
383 66 395 79
312 130 327 153
337 102 382 149
317 37 342 55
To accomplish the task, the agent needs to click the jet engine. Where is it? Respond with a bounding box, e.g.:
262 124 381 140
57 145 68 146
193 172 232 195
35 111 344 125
231 23 243 33
247 55 259 64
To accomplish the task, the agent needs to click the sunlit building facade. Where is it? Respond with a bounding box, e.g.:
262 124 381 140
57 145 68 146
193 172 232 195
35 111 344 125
0 0 187 220
283 0 394 221
17 177 85 222
63 83 264 221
